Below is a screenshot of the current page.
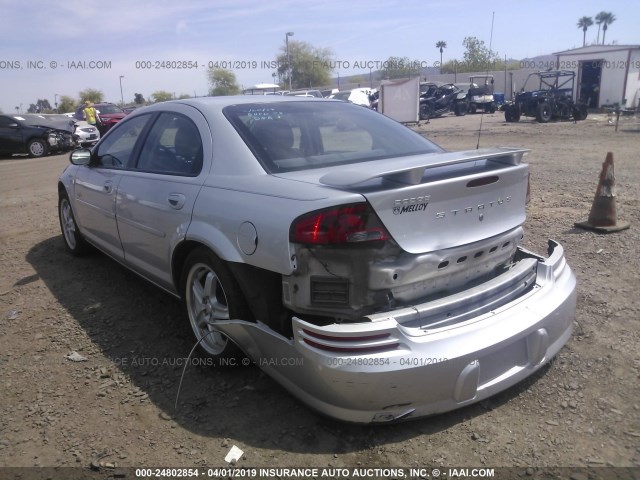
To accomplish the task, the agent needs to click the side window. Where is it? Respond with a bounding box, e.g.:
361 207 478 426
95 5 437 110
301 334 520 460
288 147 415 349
136 113 203 175
95 114 150 168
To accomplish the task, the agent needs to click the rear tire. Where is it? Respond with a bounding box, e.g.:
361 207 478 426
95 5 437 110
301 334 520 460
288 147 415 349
512 106 521 122
419 103 432 120
536 101 552 123
181 248 251 359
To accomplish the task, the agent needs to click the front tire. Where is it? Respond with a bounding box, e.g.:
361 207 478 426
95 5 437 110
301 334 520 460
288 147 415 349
27 138 48 158
454 102 467 116
536 101 552 123
181 248 251 359
504 105 521 122
573 104 588 121
59 192 88 256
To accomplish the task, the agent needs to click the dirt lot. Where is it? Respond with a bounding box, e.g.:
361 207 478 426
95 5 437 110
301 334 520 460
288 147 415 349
1 112 639 478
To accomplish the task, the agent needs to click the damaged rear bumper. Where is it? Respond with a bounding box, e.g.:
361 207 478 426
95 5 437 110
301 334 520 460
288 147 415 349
215 240 576 423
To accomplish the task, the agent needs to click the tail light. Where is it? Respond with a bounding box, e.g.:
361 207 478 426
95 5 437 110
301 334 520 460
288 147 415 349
290 203 390 245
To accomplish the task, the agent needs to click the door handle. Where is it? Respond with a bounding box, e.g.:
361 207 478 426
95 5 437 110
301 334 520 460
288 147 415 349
167 193 186 210
103 181 113 193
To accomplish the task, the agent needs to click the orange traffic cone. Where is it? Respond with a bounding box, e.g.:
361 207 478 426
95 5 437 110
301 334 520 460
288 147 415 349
575 152 630 233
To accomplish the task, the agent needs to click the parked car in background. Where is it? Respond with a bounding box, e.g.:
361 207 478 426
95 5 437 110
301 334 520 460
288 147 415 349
329 89 372 107
454 82 474 95
43 113 100 147
58 96 576 423
72 121 100 146
465 75 496 114
243 83 283 95
321 88 339 98
74 102 128 133
420 82 441 97
285 90 323 98
0 114 76 157
23 113 75 131
504 70 587 123
123 105 151 114
420 83 468 119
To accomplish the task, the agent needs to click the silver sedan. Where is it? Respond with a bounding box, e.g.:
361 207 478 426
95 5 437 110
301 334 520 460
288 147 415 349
58 96 576 423
73 120 101 146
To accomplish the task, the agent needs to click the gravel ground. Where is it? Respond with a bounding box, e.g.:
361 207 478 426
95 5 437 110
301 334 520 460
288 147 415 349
0 111 639 479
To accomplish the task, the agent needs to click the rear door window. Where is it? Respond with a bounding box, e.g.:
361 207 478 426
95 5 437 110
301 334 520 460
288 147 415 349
135 112 203 176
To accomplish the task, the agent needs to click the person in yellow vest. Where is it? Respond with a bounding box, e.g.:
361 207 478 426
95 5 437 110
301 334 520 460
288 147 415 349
83 102 102 133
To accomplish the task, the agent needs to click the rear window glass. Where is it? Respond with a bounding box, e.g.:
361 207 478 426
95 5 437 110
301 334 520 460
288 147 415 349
223 101 442 173
96 104 124 114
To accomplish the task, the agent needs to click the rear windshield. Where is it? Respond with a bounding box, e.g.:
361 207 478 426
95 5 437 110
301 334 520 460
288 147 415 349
332 92 351 101
224 101 443 173
96 104 124 114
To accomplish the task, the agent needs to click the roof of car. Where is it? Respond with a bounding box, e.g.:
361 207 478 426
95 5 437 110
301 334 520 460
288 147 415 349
145 96 329 110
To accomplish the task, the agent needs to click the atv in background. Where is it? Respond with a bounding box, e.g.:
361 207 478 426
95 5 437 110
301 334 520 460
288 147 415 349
504 70 588 123
467 75 496 113
419 83 468 120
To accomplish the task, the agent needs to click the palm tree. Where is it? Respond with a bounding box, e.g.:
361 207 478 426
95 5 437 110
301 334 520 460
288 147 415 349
436 41 447 70
595 11 606 44
600 12 616 44
577 16 593 47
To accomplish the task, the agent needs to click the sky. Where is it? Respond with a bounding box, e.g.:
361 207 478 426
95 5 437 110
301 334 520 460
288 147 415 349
0 0 637 113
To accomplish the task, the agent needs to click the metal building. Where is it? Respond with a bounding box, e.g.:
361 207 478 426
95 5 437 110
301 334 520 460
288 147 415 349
554 45 640 109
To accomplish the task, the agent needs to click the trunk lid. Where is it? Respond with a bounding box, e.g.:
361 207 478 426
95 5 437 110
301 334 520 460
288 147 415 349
308 148 530 253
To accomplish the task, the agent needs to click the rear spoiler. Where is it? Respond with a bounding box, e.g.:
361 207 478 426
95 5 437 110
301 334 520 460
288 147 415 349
319 147 530 187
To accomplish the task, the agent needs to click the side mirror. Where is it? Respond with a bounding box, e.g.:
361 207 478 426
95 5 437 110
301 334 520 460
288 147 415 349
8 123 20 129
69 148 92 166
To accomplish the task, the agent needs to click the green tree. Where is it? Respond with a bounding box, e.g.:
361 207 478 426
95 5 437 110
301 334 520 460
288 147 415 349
440 36 513 75
461 36 500 72
207 68 240 96
151 91 173 103
440 60 459 74
276 40 333 89
27 99 52 113
436 41 447 69
79 88 104 104
58 95 77 113
178 93 191 99
380 56 421 80
134 93 145 105
577 16 593 47
599 12 616 44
